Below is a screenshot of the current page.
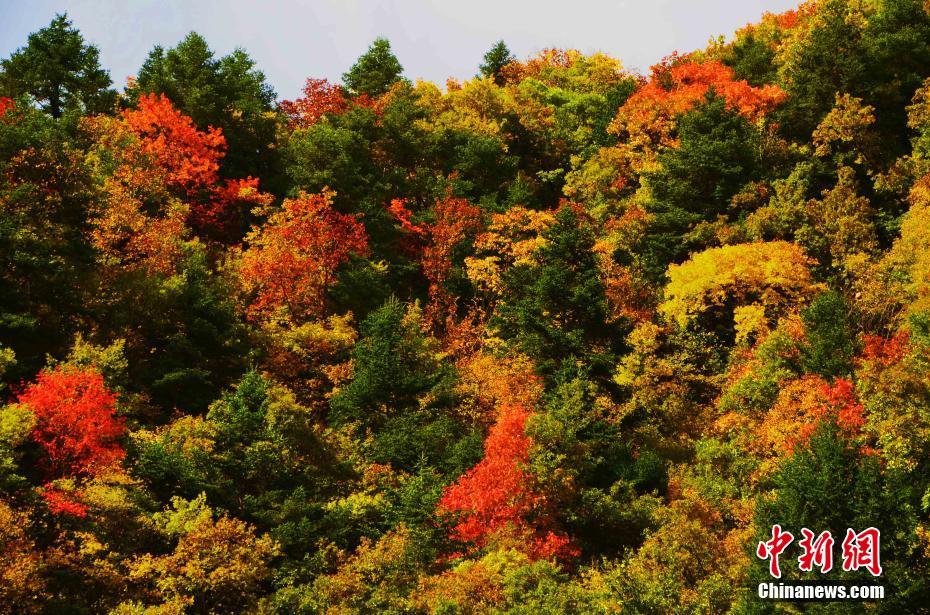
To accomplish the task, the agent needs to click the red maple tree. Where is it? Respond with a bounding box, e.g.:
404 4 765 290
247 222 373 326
192 176 274 243
18 367 125 479
0 97 13 120
239 190 369 321
122 93 226 195
423 195 482 327
438 404 577 561
611 58 785 148
112 93 274 242
42 487 89 518
280 78 350 129
818 378 866 438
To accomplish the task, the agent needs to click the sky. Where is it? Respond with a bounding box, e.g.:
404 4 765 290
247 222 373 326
0 0 800 101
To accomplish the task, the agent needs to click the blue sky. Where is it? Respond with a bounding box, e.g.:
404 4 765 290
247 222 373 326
0 0 799 101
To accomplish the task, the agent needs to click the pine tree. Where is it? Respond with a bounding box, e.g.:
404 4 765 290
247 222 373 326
0 14 115 118
479 40 515 84
342 37 405 97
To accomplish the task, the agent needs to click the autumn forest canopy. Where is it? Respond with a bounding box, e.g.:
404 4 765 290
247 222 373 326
4 2 930 612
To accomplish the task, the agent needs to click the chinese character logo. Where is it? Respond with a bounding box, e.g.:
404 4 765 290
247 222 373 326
757 524 794 578
798 528 834 573
841 527 882 576
757 525 881 578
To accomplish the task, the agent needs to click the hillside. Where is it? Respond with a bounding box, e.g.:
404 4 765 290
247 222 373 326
2 2 930 612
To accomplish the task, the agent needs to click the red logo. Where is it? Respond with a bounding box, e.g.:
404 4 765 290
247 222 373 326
841 527 882 576
757 524 794 578
757 526 881 578
798 528 834 573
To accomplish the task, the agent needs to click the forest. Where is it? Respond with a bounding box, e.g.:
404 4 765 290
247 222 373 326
2 1 930 612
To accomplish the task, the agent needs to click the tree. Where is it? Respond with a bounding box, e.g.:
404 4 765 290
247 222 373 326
528 368 663 556
343 37 405 97
0 14 115 118
280 78 349 128
609 58 784 155
465 206 557 298
718 8 806 87
131 371 378 572
131 32 280 185
776 0 930 158
438 403 576 561
279 527 420 613
479 40 516 85
283 104 381 207
238 190 369 323
0 101 97 383
83 98 254 410
16 366 124 479
121 93 225 195
602 487 745 613
421 195 482 328
327 300 473 472
327 300 440 424
87 92 272 247
0 500 45 609
752 376 867 463
856 173 930 327
801 290 857 378
493 206 619 379
123 92 275 242
812 93 879 165
641 93 763 271
123 246 251 413
128 496 278 613
801 165 877 277
660 241 821 332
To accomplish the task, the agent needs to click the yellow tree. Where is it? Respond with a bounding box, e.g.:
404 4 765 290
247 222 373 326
127 495 277 612
660 241 822 330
